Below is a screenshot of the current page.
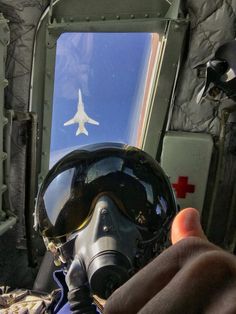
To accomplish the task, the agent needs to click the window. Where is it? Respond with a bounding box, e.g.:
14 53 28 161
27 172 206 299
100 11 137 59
50 32 161 166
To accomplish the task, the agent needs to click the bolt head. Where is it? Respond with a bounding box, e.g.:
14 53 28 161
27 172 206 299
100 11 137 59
103 226 109 232
101 208 108 214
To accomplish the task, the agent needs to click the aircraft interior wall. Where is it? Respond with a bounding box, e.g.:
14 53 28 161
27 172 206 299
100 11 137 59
0 0 235 291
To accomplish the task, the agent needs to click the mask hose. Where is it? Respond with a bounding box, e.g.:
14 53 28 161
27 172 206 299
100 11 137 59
67 286 98 314
66 259 99 314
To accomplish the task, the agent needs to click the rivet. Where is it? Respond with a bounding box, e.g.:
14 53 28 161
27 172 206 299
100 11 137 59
1 185 7 193
101 16 105 20
86 17 90 21
145 14 149 18
130 14 135 19
174 23 180 30
2 152 7 160
103 226 109 232
116 15 120 20
3 79 8 87
3 117 8 125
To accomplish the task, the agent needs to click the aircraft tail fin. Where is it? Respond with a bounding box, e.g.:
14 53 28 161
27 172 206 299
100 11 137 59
76 125 88 136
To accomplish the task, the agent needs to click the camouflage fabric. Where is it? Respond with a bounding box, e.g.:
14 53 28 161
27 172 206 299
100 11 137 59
0 286 59 314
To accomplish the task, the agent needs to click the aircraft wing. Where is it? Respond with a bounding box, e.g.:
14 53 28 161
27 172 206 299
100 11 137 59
87 116 99 125
64 118 75 126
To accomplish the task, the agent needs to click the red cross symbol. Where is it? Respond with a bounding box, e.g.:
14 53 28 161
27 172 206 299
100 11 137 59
172 176 195 199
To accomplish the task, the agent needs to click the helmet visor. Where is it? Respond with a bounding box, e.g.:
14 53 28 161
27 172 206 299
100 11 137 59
36 145 177 241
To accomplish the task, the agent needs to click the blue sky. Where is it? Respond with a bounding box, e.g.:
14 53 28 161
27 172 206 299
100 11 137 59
50 32 151 166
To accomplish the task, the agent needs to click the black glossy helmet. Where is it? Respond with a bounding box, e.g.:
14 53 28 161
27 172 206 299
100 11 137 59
35 143 177 246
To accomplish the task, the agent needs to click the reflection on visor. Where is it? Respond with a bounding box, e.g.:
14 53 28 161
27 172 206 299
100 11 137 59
87 157 123 183
44 168 75 225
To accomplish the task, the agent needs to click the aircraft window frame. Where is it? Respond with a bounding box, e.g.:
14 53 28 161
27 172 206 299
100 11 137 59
30 0 188 181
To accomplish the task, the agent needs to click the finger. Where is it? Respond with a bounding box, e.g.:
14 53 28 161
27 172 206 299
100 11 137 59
138 250 234 314
104 245 180 314
171 207 206 245
206 282 236 313
104 237 217 314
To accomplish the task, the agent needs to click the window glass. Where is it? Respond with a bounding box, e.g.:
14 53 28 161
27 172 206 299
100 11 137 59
50 32 160 167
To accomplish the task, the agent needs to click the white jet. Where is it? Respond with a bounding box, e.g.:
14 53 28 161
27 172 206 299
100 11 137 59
64 89 99 136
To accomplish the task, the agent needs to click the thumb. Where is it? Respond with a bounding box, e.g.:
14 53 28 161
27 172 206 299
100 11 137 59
171 207 207 245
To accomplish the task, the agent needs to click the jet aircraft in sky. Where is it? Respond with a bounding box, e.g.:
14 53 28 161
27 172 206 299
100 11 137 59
64 89 99 136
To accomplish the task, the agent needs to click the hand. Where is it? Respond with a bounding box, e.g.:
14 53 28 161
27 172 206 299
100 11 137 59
104 208 236 314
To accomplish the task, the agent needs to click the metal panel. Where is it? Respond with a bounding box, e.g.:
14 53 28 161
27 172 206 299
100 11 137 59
142 19 188 159
51 0 171 22
161 131 213 213
48 19 167 34
0 13 17 234
40 30 57 181
0 14 8 221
